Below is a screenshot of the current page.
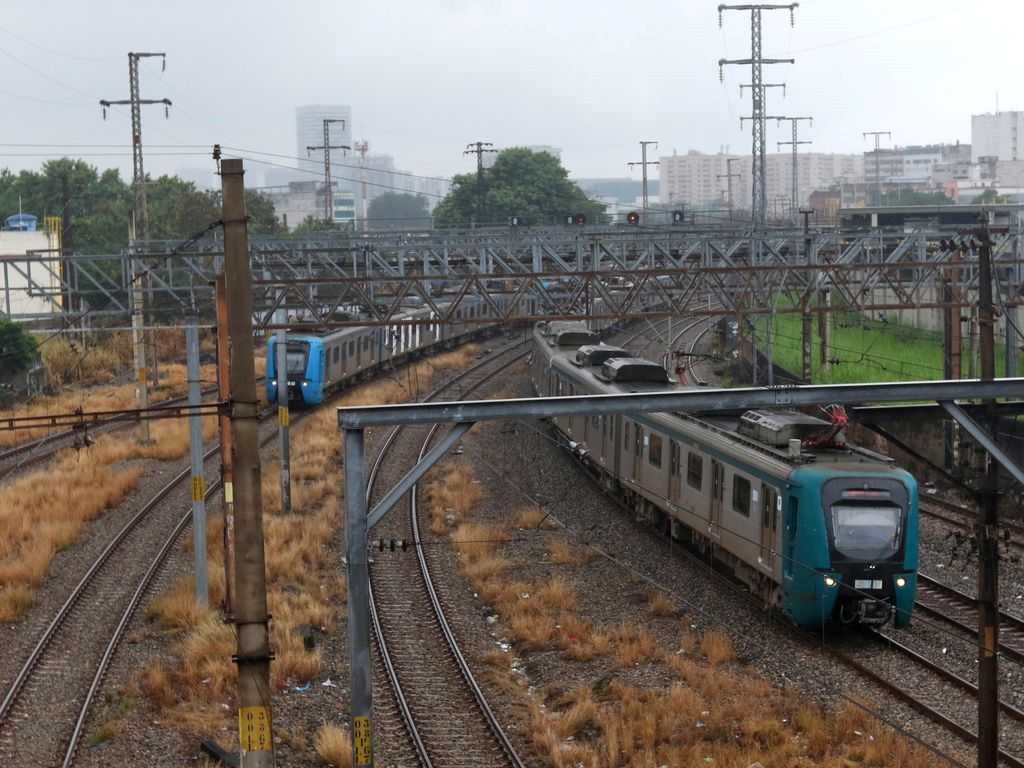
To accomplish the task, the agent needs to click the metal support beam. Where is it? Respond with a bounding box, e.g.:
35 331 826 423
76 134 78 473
366 422 473 529
343 427 374 768
339 378 1024 428
940 401 1024 487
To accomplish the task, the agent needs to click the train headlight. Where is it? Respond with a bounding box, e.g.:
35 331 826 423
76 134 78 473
302 380 308 387
896 577 907 588
824 576 837 587
271 379 277 386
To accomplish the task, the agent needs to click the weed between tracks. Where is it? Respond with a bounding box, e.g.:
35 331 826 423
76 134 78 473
423 458 934 767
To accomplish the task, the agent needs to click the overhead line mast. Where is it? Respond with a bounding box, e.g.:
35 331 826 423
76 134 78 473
464 141 497 227
307 118 350 223
628 140 659 222
863 130 892 206
777 116 812 225
99 51 172 443
718 3 797 227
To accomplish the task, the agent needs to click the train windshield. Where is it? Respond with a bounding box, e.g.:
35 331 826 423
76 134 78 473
829 503 902 561
285 342 309 375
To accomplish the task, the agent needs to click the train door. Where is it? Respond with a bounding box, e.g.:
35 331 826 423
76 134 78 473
633 424 643 483
668 440 681 506
709 460 724 539
760 484 779 570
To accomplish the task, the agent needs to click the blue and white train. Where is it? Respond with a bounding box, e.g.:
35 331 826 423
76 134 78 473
532 321 919 628
267 299 515 406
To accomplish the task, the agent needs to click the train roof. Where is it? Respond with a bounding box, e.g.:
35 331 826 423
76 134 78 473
573 344 628 367
538 321 601 348
547 339 897 471
598 357 671 385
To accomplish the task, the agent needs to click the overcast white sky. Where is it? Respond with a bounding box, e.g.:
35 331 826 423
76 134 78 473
0 0 1015 190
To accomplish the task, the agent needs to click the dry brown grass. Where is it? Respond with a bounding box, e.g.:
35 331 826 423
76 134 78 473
425 462 484 534
0 358 219 449
546 536 595 565
512 505 560 530
700 629 736 665
645 589 678 617
314 723 352 767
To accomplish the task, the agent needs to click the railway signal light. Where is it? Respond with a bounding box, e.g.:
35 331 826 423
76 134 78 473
510 215 520 227
566 213 587 225
626 211 640 225
672 210 685 223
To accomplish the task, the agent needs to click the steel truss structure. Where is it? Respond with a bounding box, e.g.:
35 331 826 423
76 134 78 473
4 226 1023 331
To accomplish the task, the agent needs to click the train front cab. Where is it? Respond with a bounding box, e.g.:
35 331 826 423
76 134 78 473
267 336 325 406
782 467 918 629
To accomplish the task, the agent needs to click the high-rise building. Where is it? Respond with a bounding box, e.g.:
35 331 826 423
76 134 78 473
971 111 1024 163
296 105 353 188
659 150 863 214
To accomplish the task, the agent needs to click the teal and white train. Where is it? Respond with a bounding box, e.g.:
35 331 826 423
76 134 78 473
532 321 919 628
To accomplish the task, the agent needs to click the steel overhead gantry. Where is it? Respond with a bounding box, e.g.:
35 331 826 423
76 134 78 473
7 228 1023 333
336 376 1024 767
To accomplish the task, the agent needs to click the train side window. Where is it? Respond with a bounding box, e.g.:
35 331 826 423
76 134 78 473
333 347 340 364
669 441 680 477
649 434 663 467
732 475 751 517
348 341 355 356
623 421 631 450
686 452 703 489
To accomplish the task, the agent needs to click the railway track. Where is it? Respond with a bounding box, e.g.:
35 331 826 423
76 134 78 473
0 386 223 480
913 572 1024 664
920 495 1024 555
366 339 528 767
0 397 283 766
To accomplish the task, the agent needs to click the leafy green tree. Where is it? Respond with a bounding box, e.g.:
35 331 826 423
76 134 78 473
432 147 607 228
0 319 38 375
973 188 1006 205
291 215 347 235
367 193 431 230
879 189 953 206
0 159 132 251
245 190 284 235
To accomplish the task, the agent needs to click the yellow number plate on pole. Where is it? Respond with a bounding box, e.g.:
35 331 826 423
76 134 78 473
239 705 273 752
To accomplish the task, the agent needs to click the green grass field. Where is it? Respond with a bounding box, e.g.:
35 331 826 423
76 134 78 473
752 309 1021 384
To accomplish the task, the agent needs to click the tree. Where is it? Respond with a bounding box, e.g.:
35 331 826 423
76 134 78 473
291 215 348 236
367 193 431 230
879 189 953 207
432 147 607 228
0 159 132 251
0 319 38 375
973 188 1006 205
245 190 284 235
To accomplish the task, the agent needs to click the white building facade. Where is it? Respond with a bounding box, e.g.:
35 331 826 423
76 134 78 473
658 150 863 213
971 111 1024 162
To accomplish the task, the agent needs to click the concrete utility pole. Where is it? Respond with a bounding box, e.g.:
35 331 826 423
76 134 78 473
100 51 171 435
863 131 891 206
215 275 237 618
973 220 1001 768
221 159 276 768
307 119 349 224
717 158 742 220
628 141 659 222
719 3 797 227
354 140 370 232
464 141 497 227
777 116 812 225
